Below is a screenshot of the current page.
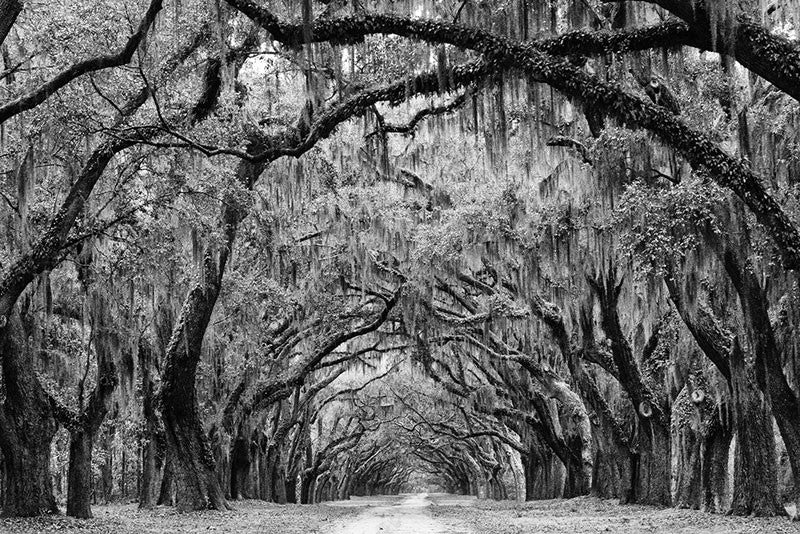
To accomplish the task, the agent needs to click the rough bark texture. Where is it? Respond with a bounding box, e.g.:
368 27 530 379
589 273 671 506
674 389 703 510
157 452 175 506
160 285 231 511
66 432 94 518
729 340 784 516
0 313 58 516
703 418 733 513
718 221 800 515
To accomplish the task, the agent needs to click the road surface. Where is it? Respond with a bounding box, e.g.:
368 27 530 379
327 493 470 534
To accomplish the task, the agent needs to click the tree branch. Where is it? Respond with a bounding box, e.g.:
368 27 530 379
0 0 163 124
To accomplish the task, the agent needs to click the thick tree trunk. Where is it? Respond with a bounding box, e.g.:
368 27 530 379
161 401 227 510
274 462 288 504
66 431 95 518
0 313 58 517
702 418 732 513
301 469 316 504
718 238 790 516
634 419 671 506
524 451 536 501
563 433 590 498
729 341 784 516
160 283 229 511
230 434 251 500
159 154 261 511
285 473 298 503
1 437 57 516
157 452 175 506
674 421 702 509
589 272 671 506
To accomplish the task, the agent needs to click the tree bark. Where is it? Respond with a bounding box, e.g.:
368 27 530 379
139 337 158 509
588 273 671 505
66 432 94 518
0 313 58 516
157 451 175 506
717 223 798 515
634 418 672 506
0 0 21 48
729 340 784 516
674 387 705 510
158 101 265 507
702 413 732 513
230 432 251 500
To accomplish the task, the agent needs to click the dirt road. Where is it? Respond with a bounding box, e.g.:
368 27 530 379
327 493 470 534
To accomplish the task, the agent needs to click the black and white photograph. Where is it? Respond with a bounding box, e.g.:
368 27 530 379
0 0 799 531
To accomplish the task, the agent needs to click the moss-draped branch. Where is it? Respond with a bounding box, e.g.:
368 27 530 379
625 0 800 102
227 1 800 271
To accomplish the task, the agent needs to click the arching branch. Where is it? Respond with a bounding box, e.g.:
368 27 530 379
229 3 800 270
0 0 163 124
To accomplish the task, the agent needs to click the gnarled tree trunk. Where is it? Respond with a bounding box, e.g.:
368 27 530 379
0 312 58 517
729 340 784 516
160 290 229 510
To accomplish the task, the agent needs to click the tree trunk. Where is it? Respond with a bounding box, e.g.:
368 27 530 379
524 451 536 500
1 436 57 517
632 419 671 506
139 338 158 509
563 433 590 498
274 462 288 504
702 418 732 513
100 430 113 503
159 155 261 511
64 306 118 518
285 473 298 503
230 434 251 500
66 431 95 518
717 223 797 515
157 452 175 506
729 340 784 516
162 402 227 510
140 433 157 509
674 419 702 509
301 469 316 504
160 285 229 511
0 313 58 517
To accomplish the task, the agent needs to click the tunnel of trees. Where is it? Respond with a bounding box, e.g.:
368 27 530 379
0 0 799 522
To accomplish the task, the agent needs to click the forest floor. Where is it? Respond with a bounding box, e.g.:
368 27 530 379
1 494 799 533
